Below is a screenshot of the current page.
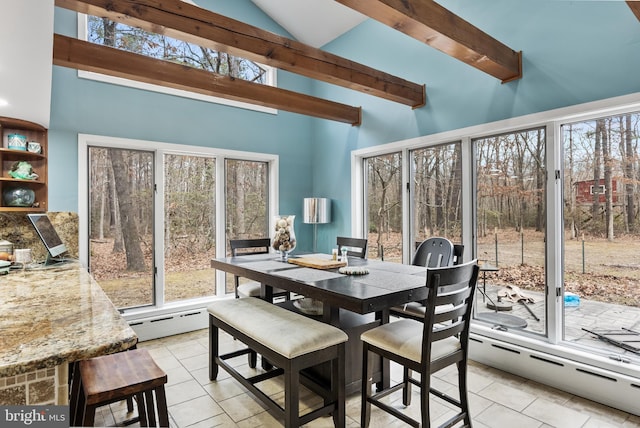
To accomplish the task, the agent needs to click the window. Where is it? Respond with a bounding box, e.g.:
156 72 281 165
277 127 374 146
354 94 640 378
79 135 277 314
473 128 547 336
365 152 403 262
411 143 463 246
87 147 155 309
561 111 640 363
164 154 216 303
224 159 270 293
77 13 277 113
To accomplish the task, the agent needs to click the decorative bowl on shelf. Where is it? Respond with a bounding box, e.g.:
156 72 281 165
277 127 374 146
7 134 27 151
2 187 35 207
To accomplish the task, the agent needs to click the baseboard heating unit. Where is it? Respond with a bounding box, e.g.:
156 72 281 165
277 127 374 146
128 308 209 342
469 333 640 416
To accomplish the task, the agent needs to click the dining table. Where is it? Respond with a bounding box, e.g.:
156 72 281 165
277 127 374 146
210 252 430 394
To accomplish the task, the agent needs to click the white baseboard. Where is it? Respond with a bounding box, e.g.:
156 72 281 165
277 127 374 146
469 334 640 416
129 308 209 342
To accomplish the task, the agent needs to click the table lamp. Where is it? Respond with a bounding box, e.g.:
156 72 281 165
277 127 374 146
303 198 331 252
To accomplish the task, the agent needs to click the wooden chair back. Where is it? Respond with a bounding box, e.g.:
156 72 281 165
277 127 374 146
422 260 479 372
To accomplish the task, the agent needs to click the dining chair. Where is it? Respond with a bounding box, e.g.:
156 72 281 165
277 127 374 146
390 237 457 320
412 237 455 268
337 236 368 259
360 260 479 428
229 238 290 301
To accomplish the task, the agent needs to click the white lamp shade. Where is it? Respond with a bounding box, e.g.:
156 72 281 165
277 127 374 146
303 198 331 224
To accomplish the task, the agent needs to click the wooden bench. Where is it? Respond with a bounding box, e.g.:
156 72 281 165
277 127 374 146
208 297 348 428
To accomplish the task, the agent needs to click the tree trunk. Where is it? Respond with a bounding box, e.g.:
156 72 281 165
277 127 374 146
110 149 146 271
602 120 614 240
592 120 603 227
624 114 635 232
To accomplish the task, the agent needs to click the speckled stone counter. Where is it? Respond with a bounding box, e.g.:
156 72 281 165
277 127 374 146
0 262 137 405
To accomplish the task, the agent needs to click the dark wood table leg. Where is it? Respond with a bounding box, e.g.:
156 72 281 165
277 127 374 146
375 309 390 391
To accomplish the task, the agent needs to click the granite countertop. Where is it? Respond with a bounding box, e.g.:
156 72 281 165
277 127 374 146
0 262 138 377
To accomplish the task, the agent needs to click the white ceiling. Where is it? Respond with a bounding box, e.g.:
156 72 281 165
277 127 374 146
0 0 54 129
251 0 366 48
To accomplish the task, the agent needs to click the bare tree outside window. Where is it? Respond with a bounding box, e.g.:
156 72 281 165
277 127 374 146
474 128 547 334
366 153 403 262
87 16 268 84
412 143 463 245
164 154 216 303
89 147 155 309
224 159 269 293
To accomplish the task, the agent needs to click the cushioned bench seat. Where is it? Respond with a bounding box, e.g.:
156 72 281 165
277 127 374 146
208 297 347 428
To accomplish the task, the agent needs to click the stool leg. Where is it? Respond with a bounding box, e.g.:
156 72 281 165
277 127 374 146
154 386 169 428
82 403 97 427
69 362 83 426
136 392 148 427
144 390 156 426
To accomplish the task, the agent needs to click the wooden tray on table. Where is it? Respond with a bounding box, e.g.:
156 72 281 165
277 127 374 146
288 257 347 270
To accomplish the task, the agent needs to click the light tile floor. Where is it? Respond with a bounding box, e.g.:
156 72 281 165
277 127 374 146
93 328 640 428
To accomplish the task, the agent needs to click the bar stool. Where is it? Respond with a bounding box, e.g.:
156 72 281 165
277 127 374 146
73 348 169 427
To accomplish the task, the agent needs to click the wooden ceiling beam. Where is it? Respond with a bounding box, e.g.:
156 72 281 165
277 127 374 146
334 0 522 83
54 0 426 107
627 1 640 21
52 34 361 125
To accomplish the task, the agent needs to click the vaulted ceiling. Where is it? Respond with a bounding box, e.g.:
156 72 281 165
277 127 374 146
2 0 639 128
52 0 527 125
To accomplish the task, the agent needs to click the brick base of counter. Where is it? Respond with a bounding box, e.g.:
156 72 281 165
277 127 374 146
0 364 68 405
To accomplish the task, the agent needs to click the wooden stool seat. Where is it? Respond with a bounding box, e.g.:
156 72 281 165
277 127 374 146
76 349 169 427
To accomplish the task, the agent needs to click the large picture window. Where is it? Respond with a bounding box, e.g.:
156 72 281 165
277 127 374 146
353 95 640 387
79 135 277 313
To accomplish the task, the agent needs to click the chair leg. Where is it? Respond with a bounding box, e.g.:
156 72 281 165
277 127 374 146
458 361 472 426
403 367 412 406
360 344 372 428
420 374 431 428
332 343 346 428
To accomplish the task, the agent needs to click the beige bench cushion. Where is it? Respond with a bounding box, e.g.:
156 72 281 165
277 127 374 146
208 297 348 359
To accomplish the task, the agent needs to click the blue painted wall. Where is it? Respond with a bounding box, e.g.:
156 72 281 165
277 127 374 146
49 1 321 249
310 0 640 248
47 1 640 253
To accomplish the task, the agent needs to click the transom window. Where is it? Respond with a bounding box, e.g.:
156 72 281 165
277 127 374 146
77 13 277 113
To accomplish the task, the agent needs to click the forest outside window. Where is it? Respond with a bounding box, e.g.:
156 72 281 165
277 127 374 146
80 135 277 312
77 13 277 112
561 111 640 364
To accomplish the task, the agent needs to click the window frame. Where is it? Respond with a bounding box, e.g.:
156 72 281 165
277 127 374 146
76 12 278 115
78 133 279 320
